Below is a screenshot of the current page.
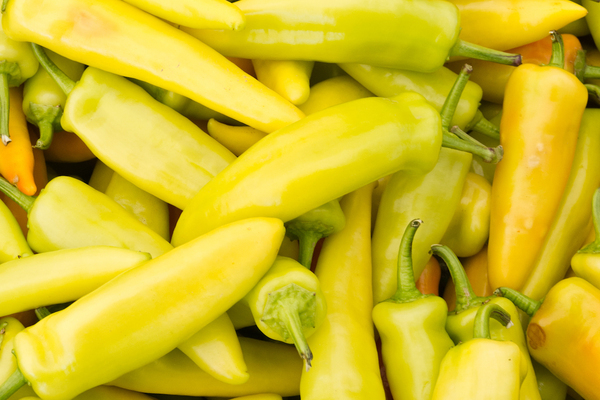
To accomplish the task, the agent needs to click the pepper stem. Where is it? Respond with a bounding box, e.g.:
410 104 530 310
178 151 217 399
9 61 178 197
0 369 26 400
0 72 9 146
35 306 52 320
449 39 522 66
35 120 54 150
296 231 322 270
281 303 313 371
389 219 426 303
548 31 565 69
440 64 472 132
31 43 75 95
468 110 500 140
577 188 600 254
1 0 8 12
431 244 485 314
473 303 513 339
0 177 35 212
493 287 542 317
442 131 503 164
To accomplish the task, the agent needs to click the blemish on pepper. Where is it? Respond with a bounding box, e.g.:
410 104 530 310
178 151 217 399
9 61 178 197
527 323 546 350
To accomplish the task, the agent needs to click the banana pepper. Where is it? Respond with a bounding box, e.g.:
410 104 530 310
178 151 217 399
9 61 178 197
206 120 267 157
1 0 304 133
0 217 284 400
373 219 454 400
252 60 314 106
571 188 600 288
0 197 31 263
184 0 522 72
297 75 373 116
497 278 600 400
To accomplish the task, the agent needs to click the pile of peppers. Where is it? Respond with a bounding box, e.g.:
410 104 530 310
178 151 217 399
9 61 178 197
1 0 600 399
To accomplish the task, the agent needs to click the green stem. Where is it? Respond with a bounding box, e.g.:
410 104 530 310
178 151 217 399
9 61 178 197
35 306 52 320
0 369 26 400
493 287 542 317
280 300 313 371
450 126 482 146
450 39 522 66
574 49 587 82
440 64 472 132
390 219 425 303
585 84 600 106
473 303 513 339
31 43 75 95
577 188 600 254
1 0 8 12
0 73 9 146
431 244 484 314
469 110 500 140
34 119 54 150
0 177 35 212
297 231 322 270
442 131 503 164
548 31 564 69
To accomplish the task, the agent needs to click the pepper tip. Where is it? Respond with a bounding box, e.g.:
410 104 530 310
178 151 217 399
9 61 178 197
1 134 11 146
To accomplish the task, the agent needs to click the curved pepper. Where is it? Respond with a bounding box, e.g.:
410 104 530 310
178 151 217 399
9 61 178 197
22 48 84 149
443 246 493 312
121 0 245 30
252 60 314 105
172 92 444 247
440 172 491 258
0 197 31 263
432 245 541 400
111 337 302 398
300 184 386 400
2 0 304 133
488 32 588 291
497 278 600 400
184 0 522 72
431 302 527 400
559 0 590 36
0 217 284 400
520 109 600 300
243 256 327 368
0 175 173 258
31 46 237 210
0 87 35 196
373 219 454 400
448 0 586 52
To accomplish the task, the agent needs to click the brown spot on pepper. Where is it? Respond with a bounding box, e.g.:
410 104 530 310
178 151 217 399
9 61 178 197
527 323 546 350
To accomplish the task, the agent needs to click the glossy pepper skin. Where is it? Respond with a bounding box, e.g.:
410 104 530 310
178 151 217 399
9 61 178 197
520 109 600 300
300 184 386 400
0 197 31 263
431 303 527 400
3 218 285 400
111 337 302 398
488 33 588 291
1 0 304 133
252 60 315 106
497 278 600 400
184 0 521 73
0 175 173 259
432 245 541 400
373 220 454 400
243 256 327 367
172 92 443 247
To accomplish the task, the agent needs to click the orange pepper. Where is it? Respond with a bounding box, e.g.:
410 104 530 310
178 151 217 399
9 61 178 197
416 257 442 296
44 130 96 163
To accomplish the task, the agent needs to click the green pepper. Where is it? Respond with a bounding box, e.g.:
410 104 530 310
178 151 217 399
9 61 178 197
111 337 302 398
338 63 499 138
532 360 568 400
89 160 170 241
0 198 31 263
431 245 541 400
0 217 285 400
0 246 150 316
0 175 173 258
285 200 345 269
431 303 527 400
571 188 600 289
183 0 522 72
31 44 236 210
0 18 38 145
242 256 327 368
372 219 454 400
22 48 84 149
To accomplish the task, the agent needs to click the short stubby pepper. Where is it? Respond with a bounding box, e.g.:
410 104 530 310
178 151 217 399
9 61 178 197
184 0 521 73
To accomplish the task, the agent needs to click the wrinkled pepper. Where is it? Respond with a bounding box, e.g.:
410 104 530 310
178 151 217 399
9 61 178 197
520 109 600 300
22 48 84 149
2 0 305 133
32 45 236 210
432 245 541 400
242 256 327 368
488 32 587 291
300 184 386 400
252 60 314 105
440 172 491 258
184 0 522 72
0 197 31 263
0 217 284 400
497 278 600 400
373 219 454 400
0 175 173 258
431 303 527 400
111 337 302 398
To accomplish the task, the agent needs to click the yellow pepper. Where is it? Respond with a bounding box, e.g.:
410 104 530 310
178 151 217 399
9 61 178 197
252 60 315 105
206 120 267 157
0 197 31 263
